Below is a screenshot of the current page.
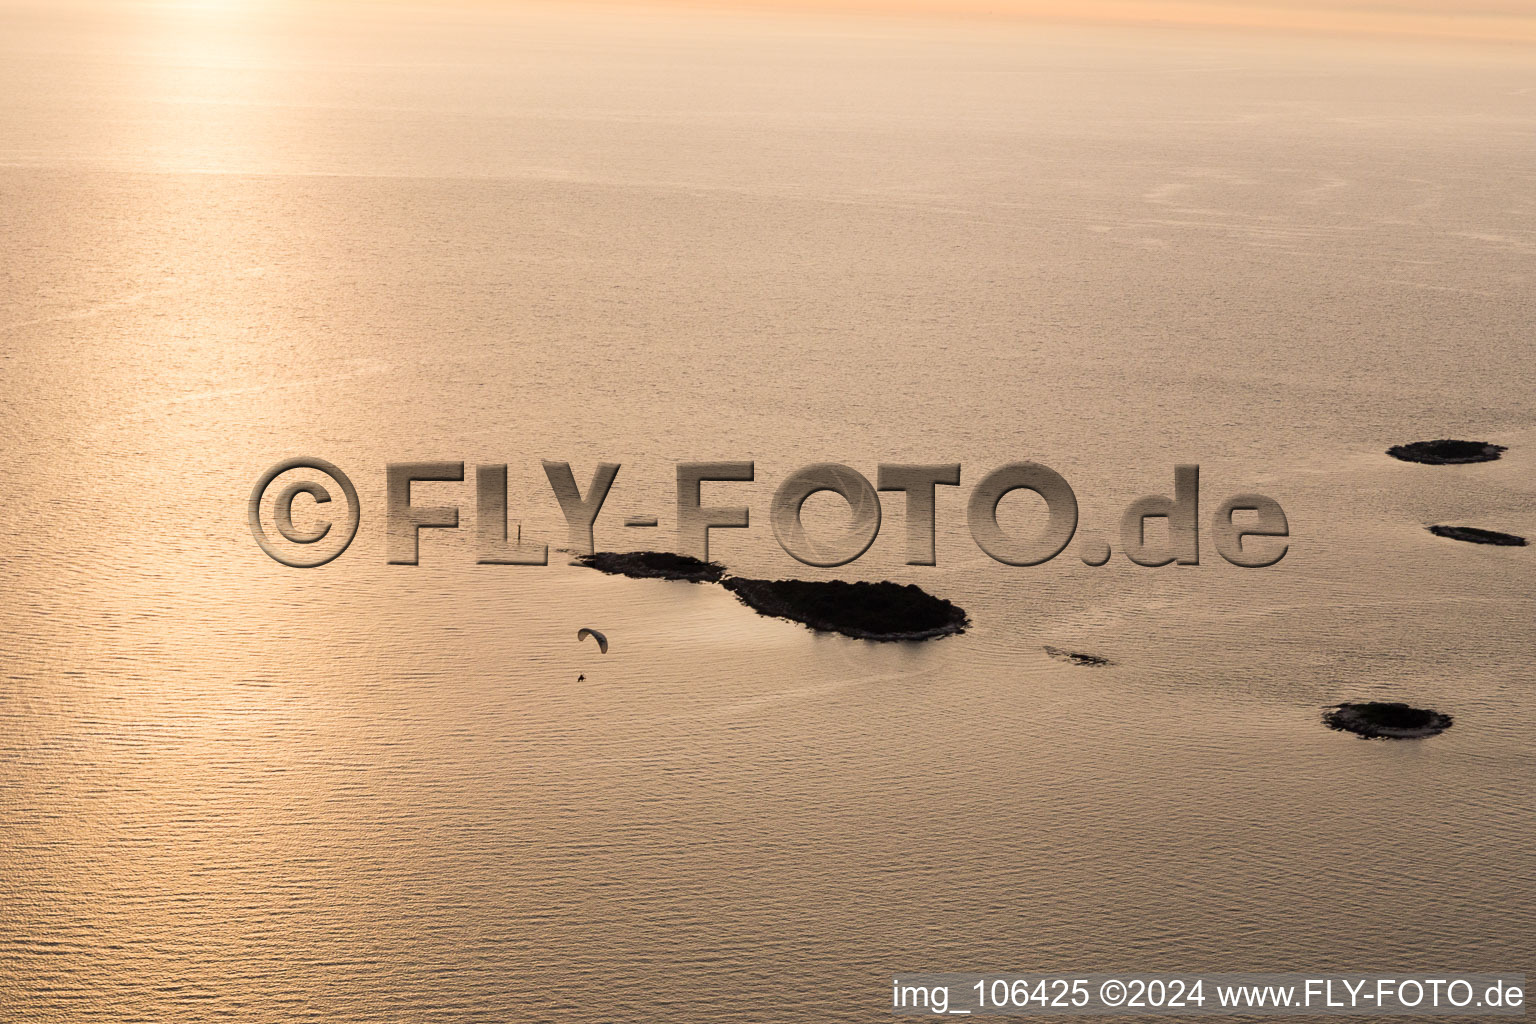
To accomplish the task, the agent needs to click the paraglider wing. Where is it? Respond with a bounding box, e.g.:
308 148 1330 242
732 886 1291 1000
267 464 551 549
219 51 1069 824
576 627 609 654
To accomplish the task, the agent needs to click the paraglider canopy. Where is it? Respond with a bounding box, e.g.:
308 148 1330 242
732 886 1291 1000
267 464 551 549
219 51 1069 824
576 627 609 654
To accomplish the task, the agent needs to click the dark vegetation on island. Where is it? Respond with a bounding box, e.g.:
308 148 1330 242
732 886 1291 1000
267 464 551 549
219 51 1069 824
1324 702 1453 739
1427 525 1527 547
1044 646 1112 667
576 550 726 582
721 577 969 641
1387 439 1505 465
577 551 968 641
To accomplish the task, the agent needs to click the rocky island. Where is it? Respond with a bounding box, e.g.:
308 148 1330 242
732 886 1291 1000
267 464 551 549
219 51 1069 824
721 577 969 642
1427 525 1527 547
576 551 726 582
1323 701 1453 739
577 552 970 642
1387 439 1506 465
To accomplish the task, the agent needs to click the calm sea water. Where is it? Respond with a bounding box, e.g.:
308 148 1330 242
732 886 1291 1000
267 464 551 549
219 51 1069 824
2 2 1533 1021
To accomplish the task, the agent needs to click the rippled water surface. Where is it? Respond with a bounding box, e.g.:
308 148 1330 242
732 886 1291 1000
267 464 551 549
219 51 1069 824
2 2 1533 1021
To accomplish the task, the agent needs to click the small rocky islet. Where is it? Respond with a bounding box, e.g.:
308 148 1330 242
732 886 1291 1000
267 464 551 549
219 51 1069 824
575 550 726 582
1386 439 1505 465
1043 646 1112 667
1323 701 1453 739
1427 525 1526 547
576 551 968 641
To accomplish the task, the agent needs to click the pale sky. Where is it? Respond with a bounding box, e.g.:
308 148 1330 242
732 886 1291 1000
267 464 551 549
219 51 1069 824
614 0 1536 44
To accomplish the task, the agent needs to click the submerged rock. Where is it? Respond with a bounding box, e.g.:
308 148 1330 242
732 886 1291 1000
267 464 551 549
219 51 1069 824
720 578 968 642
576 550 726 583
1387 439 1505 465
1427 525 1527 547
1323 701 1453 739
1044 646 1112 667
